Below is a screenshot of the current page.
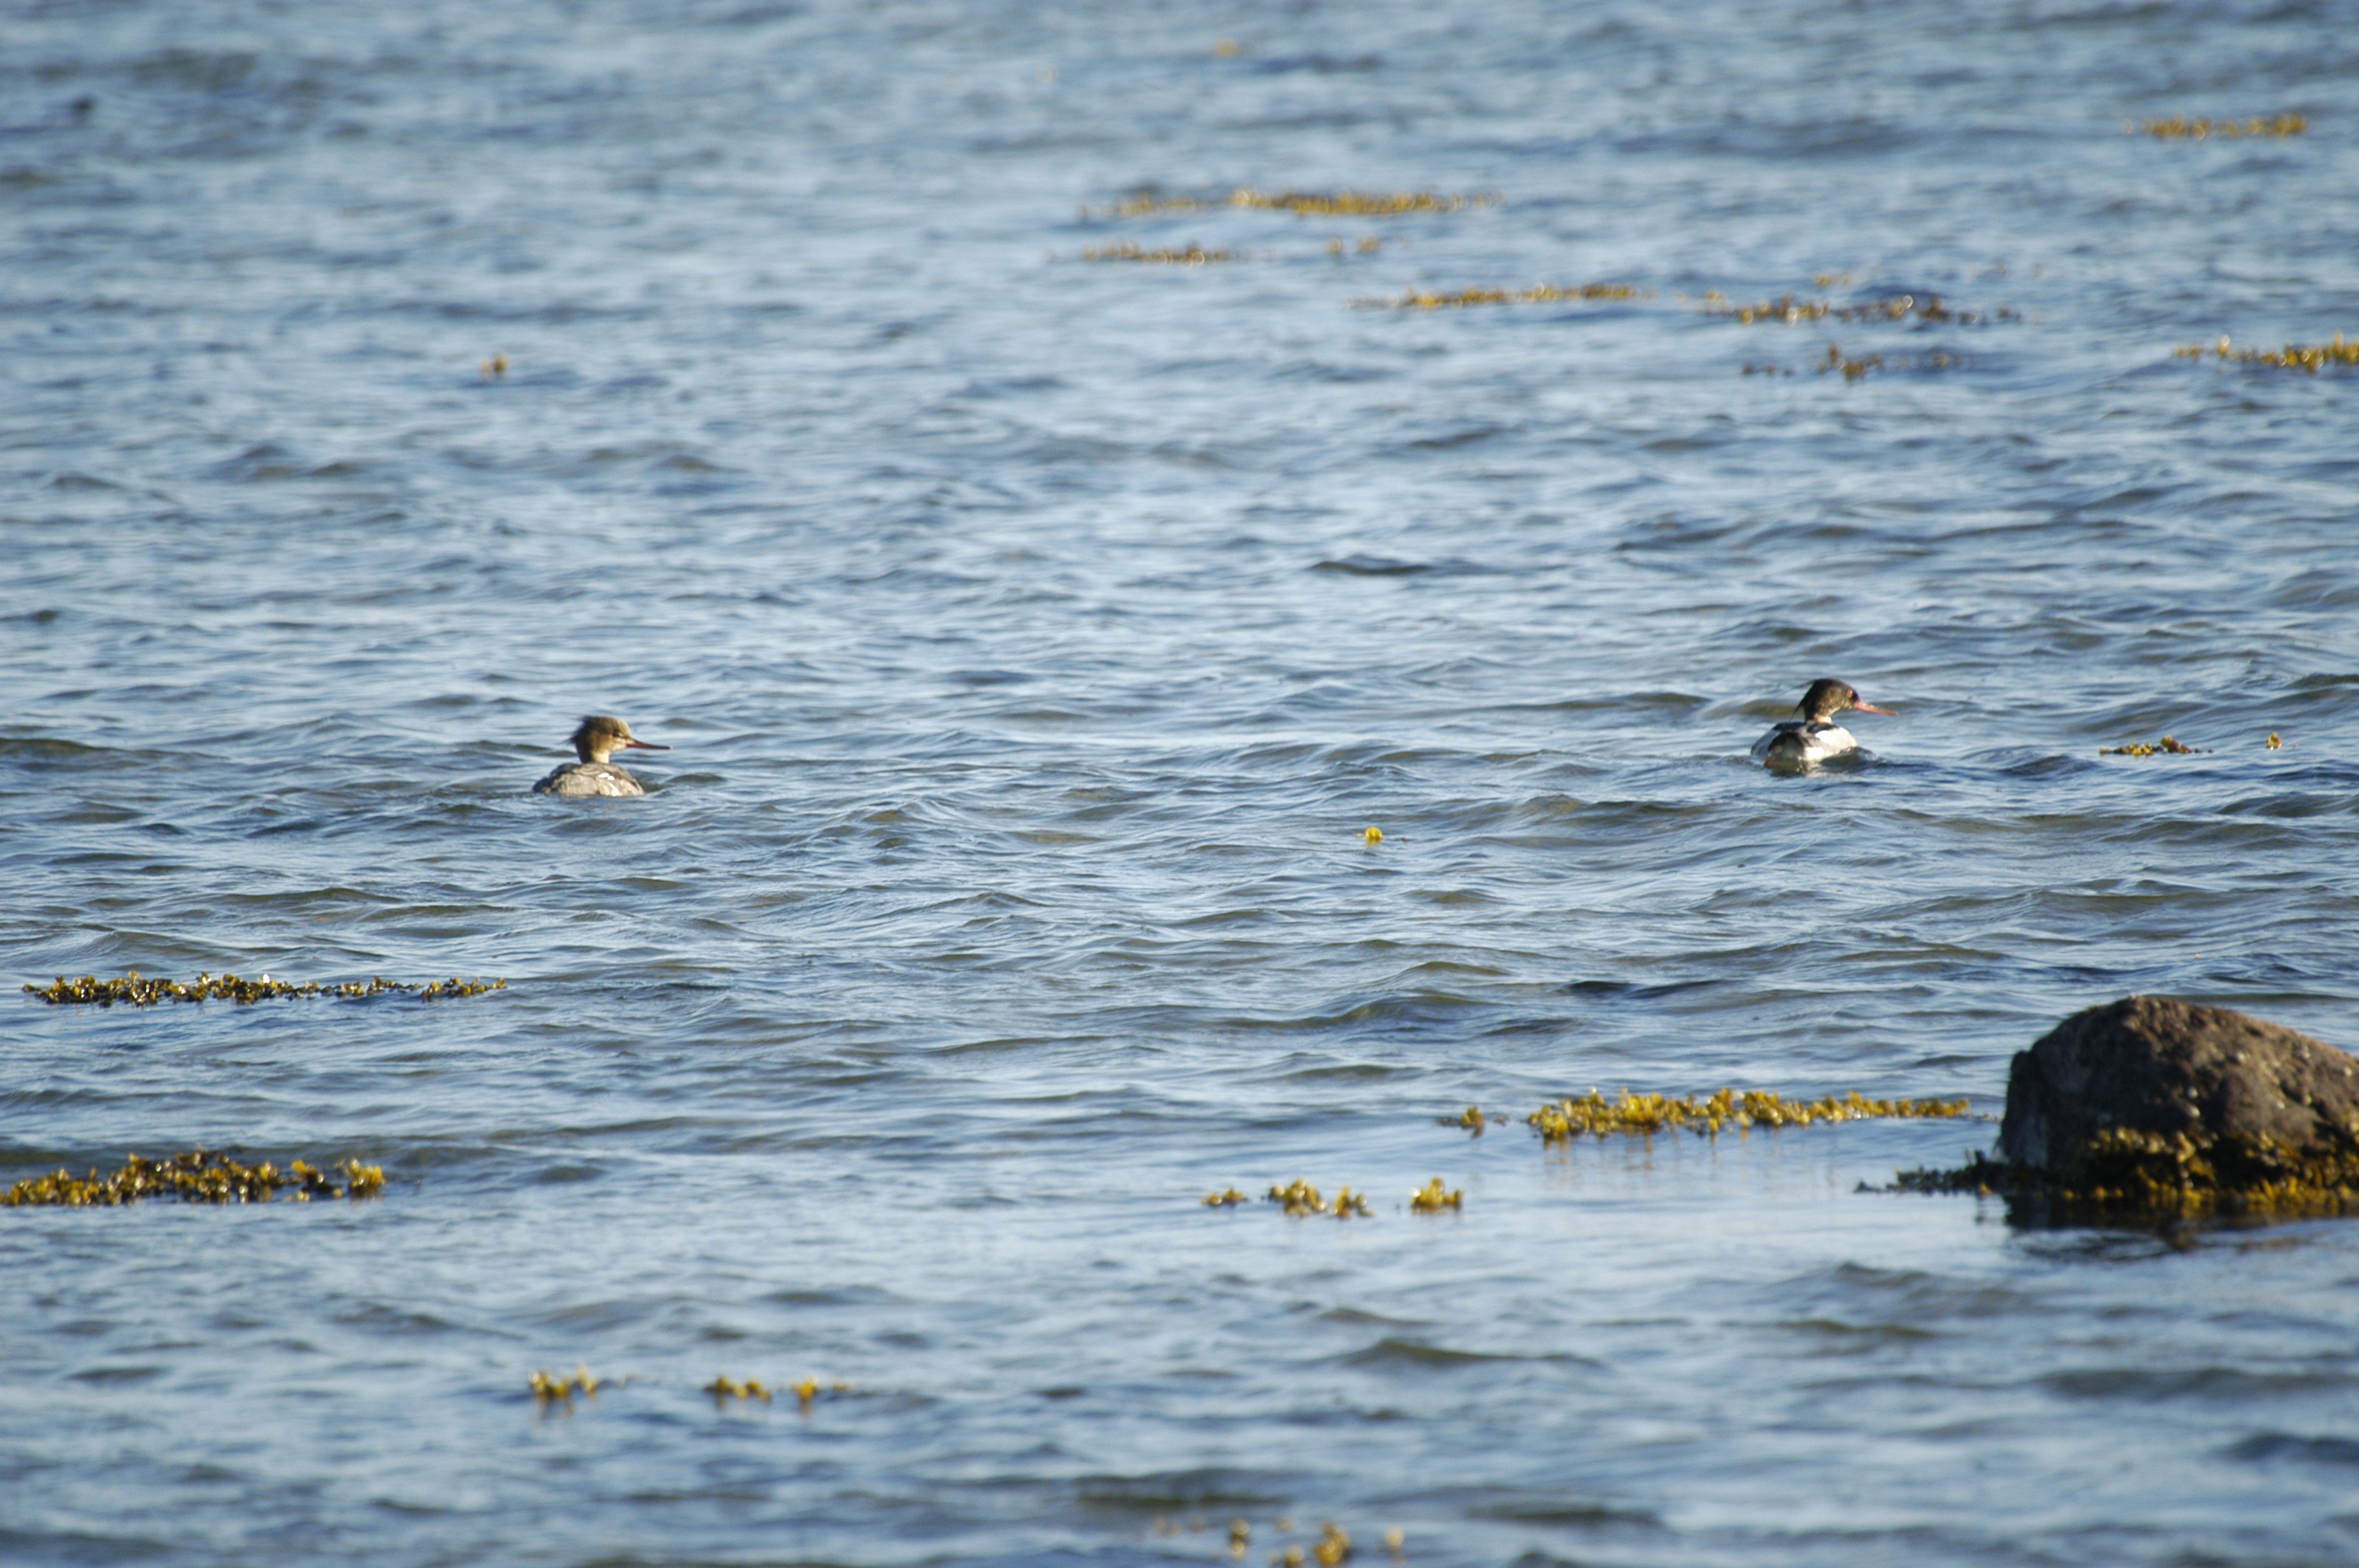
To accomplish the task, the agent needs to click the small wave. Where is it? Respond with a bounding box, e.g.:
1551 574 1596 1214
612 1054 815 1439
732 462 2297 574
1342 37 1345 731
2223 1432 2359 1468
1341 1338 1598 1369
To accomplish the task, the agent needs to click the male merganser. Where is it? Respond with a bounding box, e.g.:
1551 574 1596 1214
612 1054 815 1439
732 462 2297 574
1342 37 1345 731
1750 678 1896 767
532 715 669 797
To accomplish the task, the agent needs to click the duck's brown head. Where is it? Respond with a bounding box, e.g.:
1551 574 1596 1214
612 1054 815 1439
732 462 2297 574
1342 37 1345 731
569 714 670 764
1797 679 1896 723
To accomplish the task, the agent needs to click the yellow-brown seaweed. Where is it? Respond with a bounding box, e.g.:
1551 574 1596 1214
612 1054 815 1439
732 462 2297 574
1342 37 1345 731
2137 114 2306 140
531 1364 603 1406
1261 1178 1371 1217
1408 1177 1463 1212
1703 291 2019 327
24 970 505 1007
1528 1087 1969 1142
3 1148 387 1207
1081 241 1236 264
706 1374 849 1407
1267 1178 1325 1215
1805 343 1966 381
1892 1126 2359 1218
1353 281 1642 310
2172 332 2359 371
1090 187 1498 220
2099 735 2205 757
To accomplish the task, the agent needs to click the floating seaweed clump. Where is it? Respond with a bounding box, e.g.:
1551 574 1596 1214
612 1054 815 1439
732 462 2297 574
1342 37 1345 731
4 1149 386 1207
2099 735 2205 757
1890 1127 2359 1219
1264 1178 1371 1218
1081 241 1236 264
1202 1185 1251 1207
2138 114 2306 140
1236 187 1494 217
1703 291 2019 327
530 1364 612 1406
1180 1517 1397 1565
1090 187 1497 219
1437 1105 1503 1133
1528 1087 1969 1143
2173 332 2359 372
1352 281 1644 310
1263 1522 1356 1567
706 1374 849 1408
1408 1177 1462 1212
1802 343 1968 381
1309 1523 1354 1566
25 970 505 1007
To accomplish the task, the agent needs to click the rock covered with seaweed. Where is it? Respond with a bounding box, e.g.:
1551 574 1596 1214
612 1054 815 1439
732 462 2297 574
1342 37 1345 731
1896 998 2359 1218
1999 996 2359 1171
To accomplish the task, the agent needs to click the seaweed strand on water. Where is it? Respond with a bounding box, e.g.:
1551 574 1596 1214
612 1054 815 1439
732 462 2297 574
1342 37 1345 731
705 1375 850 1408
2136 113 2306 140
1700 291 2020 326
2173 332 2359 371
3 1149 387 1207
2099 735 2207 756
1080 241 1236 264
1528 1087 1970 1142
531 1365 604 1406
24 970 505 1007
1261 1178 1371 1217
1351 281 1644 310
1087 187 1499 220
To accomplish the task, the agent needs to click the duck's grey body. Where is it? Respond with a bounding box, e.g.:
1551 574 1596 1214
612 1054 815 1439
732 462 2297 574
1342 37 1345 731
533 759 648 797
1751 679 1894 768
532 714 667 797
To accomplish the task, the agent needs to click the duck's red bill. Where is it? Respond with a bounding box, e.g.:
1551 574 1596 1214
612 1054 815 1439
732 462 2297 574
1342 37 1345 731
623 739 671 750
1853 701 1898 716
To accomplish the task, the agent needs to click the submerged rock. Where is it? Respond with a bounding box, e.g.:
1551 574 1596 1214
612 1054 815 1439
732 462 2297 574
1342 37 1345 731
2000 996 2359 1171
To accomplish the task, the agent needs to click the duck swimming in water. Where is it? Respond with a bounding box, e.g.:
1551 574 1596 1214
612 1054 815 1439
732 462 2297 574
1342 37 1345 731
1750 678 1896 767
533 715 669 797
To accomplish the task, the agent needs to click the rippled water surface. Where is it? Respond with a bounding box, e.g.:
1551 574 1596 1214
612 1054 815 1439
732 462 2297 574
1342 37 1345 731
7 2 2359 1563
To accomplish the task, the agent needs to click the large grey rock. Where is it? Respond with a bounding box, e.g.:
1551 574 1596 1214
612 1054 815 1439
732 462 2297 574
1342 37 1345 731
1999 996 2359 1171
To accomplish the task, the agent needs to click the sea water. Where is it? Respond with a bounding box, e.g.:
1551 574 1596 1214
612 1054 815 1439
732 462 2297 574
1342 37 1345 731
5 2 2358 1563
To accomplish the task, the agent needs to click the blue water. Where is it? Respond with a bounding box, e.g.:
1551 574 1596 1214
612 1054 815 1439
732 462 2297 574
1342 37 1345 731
6 2 2359 1563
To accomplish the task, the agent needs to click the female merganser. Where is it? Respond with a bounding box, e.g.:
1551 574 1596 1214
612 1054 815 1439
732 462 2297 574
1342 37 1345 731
1750 678 1896 767
532 715 670 797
